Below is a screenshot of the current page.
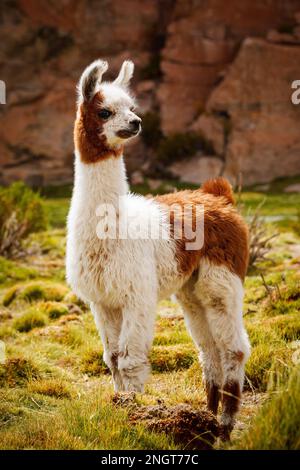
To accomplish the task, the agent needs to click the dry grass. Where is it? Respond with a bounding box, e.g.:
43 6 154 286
0 190 299 449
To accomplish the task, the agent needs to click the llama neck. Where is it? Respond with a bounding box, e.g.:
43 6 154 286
73 151 129 209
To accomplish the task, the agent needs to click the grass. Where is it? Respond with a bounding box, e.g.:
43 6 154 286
27 378 72 398
232 367 300 449
0 178 299 449
3 281 69 306
13 308 48 332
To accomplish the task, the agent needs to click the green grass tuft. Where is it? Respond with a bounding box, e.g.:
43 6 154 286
151 345 196 373
81 349 109 376
3 282 69 306
0 357 40 387
28 378 72 398
41 301 69 319
13 308 48 332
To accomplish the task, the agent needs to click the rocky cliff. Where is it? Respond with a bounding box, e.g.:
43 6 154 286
1 0 300 187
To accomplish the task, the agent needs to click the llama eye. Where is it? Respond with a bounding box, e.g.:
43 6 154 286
98 109 112 119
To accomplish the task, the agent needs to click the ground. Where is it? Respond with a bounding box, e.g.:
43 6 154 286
0 177 299 450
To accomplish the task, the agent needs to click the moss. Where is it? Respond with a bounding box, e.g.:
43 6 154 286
41 301 69 319
3 281 69 306
13 308 48 333
81 349 109 375
157 132 204 163
150 345 196 373
28 378 72 398
0 357 40 387
3 286 19 306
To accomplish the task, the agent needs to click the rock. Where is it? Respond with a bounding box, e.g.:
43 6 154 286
191 114 225 155
157 0 300 134
148 178 162 190
130 171 144 185
295 11 300 24
0 0 163 185
253 183 271 192
169 155 223 184
267 29 300 44
2 1 300 186
284 183 300 193
207 39 300 186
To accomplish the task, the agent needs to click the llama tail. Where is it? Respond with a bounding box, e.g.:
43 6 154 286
201 177 235 205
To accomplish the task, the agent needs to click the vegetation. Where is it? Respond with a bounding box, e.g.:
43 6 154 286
0 179 299 449
0 182 48 258
232 367 300 449
157 131 211 163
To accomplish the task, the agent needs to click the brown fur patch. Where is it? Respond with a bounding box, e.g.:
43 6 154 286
206 382 220 415
74 91 123 164
222 380 241 417
232 350 244 363
155 186 249 280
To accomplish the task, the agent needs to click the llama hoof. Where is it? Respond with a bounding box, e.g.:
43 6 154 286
219 423 233 442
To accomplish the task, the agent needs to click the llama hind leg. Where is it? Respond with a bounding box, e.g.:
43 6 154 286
177 279 223 415
90 302 124 392
195 262 251 440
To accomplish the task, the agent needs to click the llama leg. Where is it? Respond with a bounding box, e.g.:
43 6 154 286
195 261 251 440
177 278 223 415
117 301 156 393
90 302 124 391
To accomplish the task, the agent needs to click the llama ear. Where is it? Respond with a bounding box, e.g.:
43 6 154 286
78 59 108 102
113 60 134 88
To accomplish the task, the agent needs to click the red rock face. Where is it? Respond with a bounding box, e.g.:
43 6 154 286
207 39 300 185
1 0 300 186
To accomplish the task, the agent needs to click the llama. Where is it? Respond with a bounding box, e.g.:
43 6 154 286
66 59 251 440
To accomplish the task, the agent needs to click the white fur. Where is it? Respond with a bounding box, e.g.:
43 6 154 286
98 83 139 147
66 60 250 431
113 60 134 88
66 153 184 392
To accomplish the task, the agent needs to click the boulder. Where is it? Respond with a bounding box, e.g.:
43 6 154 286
206 39 300 185
169 155 223 185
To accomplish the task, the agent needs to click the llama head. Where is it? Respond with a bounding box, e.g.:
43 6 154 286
77 59 141 155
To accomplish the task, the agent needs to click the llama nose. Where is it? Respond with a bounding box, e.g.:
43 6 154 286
130 119 141 131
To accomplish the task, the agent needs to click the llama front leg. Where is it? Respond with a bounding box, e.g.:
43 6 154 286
90 302 124 392
117 302 156 393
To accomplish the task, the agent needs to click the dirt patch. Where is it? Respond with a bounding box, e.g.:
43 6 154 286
113 393 219 450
